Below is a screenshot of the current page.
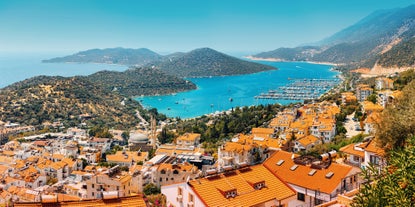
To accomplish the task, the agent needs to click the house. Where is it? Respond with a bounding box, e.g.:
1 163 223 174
356 84 373 102
263 150 361 206
341 92 357 105
364 112 380 135
176 133 201 147
152 162 199 188
341 138 386 171
362 139 385 170
13 195 147 207
86 167 134 199
294 135 321 152
217 133 277 171
375 77 394 90
361 101 383 115
162 164 296 207
339 142 366 168
251 127 275 138
106 151 148 167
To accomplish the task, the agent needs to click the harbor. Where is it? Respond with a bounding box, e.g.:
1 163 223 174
255 78 340 100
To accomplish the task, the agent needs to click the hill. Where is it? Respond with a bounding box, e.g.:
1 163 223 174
252 5 415 67
152 48 276 77
43 47 164 66
87 67 196 96
0 76 142 128
377 36 415 68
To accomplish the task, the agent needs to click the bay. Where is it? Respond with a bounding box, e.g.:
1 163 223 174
0 53 128 88
137 61 339 119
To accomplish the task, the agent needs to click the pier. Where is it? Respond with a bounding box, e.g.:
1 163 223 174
255 78 339 100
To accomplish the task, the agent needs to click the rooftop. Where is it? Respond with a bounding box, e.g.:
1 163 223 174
189 165 295 206
263 150 358 194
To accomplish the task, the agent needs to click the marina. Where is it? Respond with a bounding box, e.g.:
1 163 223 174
255 78 340 100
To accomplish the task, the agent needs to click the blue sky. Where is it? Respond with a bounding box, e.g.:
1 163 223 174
0 0 414 54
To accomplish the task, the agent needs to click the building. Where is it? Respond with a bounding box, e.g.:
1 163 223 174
86 166 134 199
106 151 148 167
375 77 394 90
263 150 361 206
13 195 147 207
176 133 201 147
364 112 380 135
361 101 383 115
294 135 321 152
162 164 296 207
356 84 373 102
340 138 386 171
217 133 277 171
341 92 357 105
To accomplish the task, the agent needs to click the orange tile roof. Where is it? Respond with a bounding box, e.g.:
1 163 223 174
364 139 385 156
340 143 365 157
177 133 201 142
263 150 355 194
189 165 295 206
365 112 381 124
362 101 383 112
106 151 148 164
251 127 274 137
14 195 147 207
297 135 319 147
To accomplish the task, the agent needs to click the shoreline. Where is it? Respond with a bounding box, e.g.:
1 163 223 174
244 55 340 66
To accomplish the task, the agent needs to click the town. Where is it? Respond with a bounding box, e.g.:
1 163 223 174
0 75 402 207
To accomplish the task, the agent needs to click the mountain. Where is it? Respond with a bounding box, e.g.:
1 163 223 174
151 48 276 77
0 76 142 128
377 36 415 68
43 47 164 66
87 67 196 96
252 5 415 67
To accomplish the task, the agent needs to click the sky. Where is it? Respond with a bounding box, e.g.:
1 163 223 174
0 0 414 54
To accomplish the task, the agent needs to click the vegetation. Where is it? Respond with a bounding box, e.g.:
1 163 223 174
154 48 276 77
352 136 415 207
164 104 283 148
375 79 415 149
253 5 415 67
0 76 141 129
88 67 196 96
378 37 415 68
43 47 164 66
143 183 161 195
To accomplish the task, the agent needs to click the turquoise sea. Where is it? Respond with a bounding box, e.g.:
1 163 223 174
0 53 127 88
137 61 339 119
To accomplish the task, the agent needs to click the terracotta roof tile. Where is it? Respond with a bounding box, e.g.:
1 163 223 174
263 150 356 194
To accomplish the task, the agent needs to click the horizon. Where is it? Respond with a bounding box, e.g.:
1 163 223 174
0 0 414 54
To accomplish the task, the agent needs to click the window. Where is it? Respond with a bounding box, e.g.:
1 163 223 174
92 184 94 188
178 187 183 196
370 155 380 165
315 198 324 205
189 193 194 202
297 192 305 201
92 192 95 197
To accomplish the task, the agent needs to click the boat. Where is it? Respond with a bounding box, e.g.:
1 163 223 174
167 107 171 110
229 98 233 102
175 101 179 104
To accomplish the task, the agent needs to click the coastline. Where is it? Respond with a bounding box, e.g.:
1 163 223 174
244 55 339 66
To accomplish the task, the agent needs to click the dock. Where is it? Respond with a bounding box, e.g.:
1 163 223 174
255 78 339 100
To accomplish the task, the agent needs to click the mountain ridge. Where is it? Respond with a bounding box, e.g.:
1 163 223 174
252 4 415 69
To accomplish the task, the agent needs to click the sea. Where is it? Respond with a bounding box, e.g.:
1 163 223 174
0 53 127 88
137 61 339 119
0 54 339 119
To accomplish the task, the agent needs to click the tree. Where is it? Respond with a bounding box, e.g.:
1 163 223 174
352 136 415 207
376 80 415 149
143 183 161 195
366 94 377 104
